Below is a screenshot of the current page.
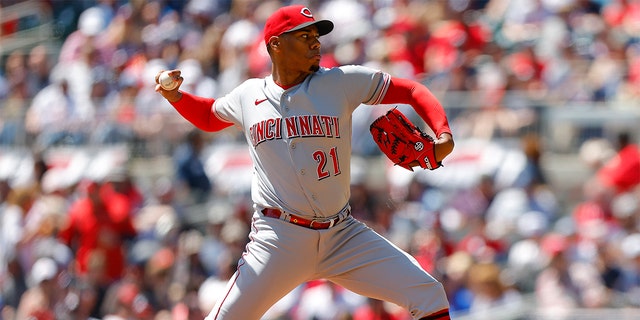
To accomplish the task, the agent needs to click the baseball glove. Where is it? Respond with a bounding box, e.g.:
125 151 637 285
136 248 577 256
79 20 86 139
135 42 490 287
370 107 441 171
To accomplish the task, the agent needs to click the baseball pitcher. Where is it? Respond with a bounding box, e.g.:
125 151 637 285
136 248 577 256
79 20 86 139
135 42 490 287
155 5 455 320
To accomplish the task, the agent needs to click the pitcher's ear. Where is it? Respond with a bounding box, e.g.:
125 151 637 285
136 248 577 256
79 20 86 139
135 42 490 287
268 36 280 49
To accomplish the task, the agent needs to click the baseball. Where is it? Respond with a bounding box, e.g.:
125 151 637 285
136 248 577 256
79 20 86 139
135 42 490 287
159 71 179 90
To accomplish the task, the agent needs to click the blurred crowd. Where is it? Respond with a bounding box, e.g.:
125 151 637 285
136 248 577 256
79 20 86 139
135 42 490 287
1 0 640 319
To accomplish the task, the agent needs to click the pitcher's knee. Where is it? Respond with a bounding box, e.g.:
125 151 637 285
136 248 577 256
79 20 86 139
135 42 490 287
409 281 450 319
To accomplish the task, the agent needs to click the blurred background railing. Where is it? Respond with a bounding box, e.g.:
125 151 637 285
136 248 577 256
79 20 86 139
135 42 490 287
2 92 638 204
1 0 55 52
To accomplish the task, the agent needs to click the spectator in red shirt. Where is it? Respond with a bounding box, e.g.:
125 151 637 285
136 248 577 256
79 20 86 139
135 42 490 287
58 180 137 285
597 132 640 194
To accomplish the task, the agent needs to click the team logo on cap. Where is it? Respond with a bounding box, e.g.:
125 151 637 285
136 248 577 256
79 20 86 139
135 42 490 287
300 7 313 18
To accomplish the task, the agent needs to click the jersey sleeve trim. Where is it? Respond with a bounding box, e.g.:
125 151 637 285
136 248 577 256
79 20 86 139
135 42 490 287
212 100 233 124
363 72 391 105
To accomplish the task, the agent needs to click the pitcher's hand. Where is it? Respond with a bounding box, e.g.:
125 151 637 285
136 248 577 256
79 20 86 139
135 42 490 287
155 69 183 102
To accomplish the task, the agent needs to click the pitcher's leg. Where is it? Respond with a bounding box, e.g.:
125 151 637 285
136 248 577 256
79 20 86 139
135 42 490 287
320 220 449 319
206 217 316 320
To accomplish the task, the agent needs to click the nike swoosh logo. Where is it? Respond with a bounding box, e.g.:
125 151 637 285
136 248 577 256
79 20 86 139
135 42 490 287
255 98 268 105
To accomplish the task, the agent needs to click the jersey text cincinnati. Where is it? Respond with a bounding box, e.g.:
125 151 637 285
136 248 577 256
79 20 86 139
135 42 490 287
249 115 341 147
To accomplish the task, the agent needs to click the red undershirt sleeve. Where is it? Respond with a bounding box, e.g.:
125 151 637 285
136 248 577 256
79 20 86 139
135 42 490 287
380 77 452 138
169 91 233 132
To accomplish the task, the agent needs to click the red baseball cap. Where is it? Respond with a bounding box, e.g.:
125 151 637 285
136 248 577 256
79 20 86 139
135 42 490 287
263 5 334 44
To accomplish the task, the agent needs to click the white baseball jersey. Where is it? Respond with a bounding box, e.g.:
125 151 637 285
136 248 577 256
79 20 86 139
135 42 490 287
213 65 390 218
